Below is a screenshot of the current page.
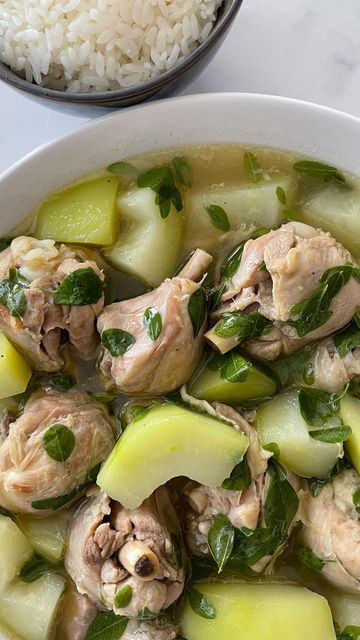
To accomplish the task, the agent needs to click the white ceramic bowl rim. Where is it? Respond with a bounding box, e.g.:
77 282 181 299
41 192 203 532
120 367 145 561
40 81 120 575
1 92 360 235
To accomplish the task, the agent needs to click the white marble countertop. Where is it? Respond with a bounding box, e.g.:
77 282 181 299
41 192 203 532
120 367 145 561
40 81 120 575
1 0 360 175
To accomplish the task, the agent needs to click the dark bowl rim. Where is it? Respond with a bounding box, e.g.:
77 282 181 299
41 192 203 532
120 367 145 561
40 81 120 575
0 0 243 104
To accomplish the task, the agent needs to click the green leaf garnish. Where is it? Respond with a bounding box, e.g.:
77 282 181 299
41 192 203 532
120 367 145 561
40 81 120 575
171 533 183 569
143 307 162 341
222 456 251 490
302 361 315 385
220 352 250 383
172 156 193 187
308 457 350 497
298 386 343 426
137 166 183 219
353 489 360 511
0 267 28 318
209 283 226 311
293 160 348 187
85 611 128 640
214 311 272 343
31 489 78 511
53 268 104 306
208 514 235 573
276 186 287 204
187 587 217 619
114 585 132 609
263 442 281 460
264 461 299 533
221 242 245 279
107 161 137 176
48 373 75 390
42 423 75 463
206 205 230 232
101 328 135 356
20 555 50 583
336 625 360 640
309 425 351 443
334 323 360 358
244 151 262 183
297 546 325 572
188 287 207 337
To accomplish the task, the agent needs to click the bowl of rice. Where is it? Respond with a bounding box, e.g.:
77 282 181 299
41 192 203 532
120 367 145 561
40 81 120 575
0 0 242 108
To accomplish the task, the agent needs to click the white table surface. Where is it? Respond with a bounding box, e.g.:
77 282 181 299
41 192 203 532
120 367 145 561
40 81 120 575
1 0 360 175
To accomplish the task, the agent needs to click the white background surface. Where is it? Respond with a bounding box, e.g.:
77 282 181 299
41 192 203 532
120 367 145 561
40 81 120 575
1 0 360 174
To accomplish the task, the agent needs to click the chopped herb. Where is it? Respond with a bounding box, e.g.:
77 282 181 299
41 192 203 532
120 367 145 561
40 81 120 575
230 525 285 567
20 555 50 583
309 425 351 443
264 461 299 533
276 186 287 204
308 457 350 497
107 161 137 176
297 546 325 572
85 611 128 640
208 514 235 573
187 587 216 619
172 156 193 187
263 442 281 460
244 151 262 183
0 267 28 318
220 352 250 383
48 373 75 390
188 287 207 337
53 268 104 306
268 347 313 388
288 264 353 337
209 283 226 311
143 307 162 341
336 625 360 640
353 489 360 511
206 204 230 232
101 328 135 357
42 423 75 463
222 457 251 490
85 462 102 483
214 311 272 343
137 166 183 219
334 323 360 358
303 361 315 385
221 242 245 279
114 585 132 609
31 488 77 511
298 386 343 426
293 160 348 187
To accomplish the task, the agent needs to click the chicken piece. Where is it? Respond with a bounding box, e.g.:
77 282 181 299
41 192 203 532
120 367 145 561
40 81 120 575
97 250 212 395
122 618 178 640
0 388 115 515
59 587 97 640
215 222 360 360
0 237 105 371
301 469 360 592
65 487 185 619
311 339 360 392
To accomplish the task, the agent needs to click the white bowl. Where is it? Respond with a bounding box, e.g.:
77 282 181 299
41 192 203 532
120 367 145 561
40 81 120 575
1 92 360 235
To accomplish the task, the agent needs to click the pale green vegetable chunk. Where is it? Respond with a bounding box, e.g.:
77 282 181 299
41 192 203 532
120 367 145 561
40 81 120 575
301 185 360 258
0 573 65 640
0 516 32 592
97 403 248 509
323 585 360 631
183 176 294 252
181 582 336 640
0 332 32 400
16 510 71 563
256 390 342 478
0 621 22 640
339 394 360 474
104 187 184 287
34 176 118 246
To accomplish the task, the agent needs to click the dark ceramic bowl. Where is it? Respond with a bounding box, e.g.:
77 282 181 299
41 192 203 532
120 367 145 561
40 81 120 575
0 0 242 108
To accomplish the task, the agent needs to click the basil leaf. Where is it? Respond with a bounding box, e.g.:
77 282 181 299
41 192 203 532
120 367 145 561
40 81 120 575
107 161 137 176
0 237 11 253
276 186 287 204
298 387 341 426
206 205 230 232
143 307 162 341
20 555 50 583
31 488 77 511
137 166 183 218
297 546 325 572
85 611 128 640
220 352 250 383
0 267 28 318
288 264 353 337
42 423 75 462
208 514 235 573
102 328 135 356
187 587 216 620
53 268 104 306
188 287 207 337
264 461 299 533
244 151 262 183
221 242 245 279
215 311 272 343
114 585 132 609
48 373 75 390
309 425 351 443
222 457 251 490
293 160 348 187
334 323 360 358
172 156 193 187
171 533 183 569
230 526 284 566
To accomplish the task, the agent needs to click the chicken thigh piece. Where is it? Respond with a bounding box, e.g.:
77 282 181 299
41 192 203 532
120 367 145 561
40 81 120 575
65 487 185 619
0 237 105 371
301 469 360 592
0 388 115 515
97 249 212 395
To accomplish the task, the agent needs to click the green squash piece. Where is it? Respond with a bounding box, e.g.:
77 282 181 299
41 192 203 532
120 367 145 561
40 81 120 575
339 394 360 474
0 516 32 592
16 510 71 563
256 390 342 478
181 582 336 640
34 176 118 246
97 403 248 509
0 332 32 400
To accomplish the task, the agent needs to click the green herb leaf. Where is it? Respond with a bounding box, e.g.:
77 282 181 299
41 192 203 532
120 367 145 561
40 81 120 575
263 442 281 460
264 462 299 534
244 151 262 183
276 186 287 204
209 283 226 311
20 555 50 583
214 311 272 343
48 373 75 390
107 161 137 176
172 156 193 187
353 489 360 511
0 238 11 253
222 457 251 490
336 625 360 640
208 514 235 573
0 267 28 318
288 264 353 337
143 307 162 341
220 352 250 383
114 585 132 609
309 425 351 443
334 323 360 358
293 160 348 187
136 606 155 620
188 287 207 337
31 488 77 511
308 457 350 497
42 423 75 463
102 328 135 356
85 611 128 640
297 546 325 572
302 361 315 385
268 347 314 388
187 587 217 619
298 387 341 426
230 526 284 567
206 205 230 232
53 268 104 306
221 242 245 279
171 533 183 569
137 166 183 218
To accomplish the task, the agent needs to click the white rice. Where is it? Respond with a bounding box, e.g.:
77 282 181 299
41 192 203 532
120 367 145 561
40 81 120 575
0 0 222 93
